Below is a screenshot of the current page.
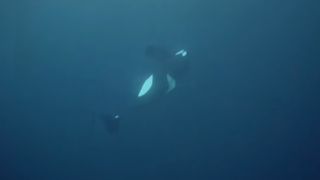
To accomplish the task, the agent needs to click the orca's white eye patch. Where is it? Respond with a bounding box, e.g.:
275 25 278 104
175 49 187 57
138 74 153 98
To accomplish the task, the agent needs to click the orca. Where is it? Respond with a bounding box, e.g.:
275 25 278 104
99 45 189 134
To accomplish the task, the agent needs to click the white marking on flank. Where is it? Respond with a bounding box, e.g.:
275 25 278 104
138 74 154 97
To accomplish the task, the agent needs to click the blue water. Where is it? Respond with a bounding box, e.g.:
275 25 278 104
1 0 320 179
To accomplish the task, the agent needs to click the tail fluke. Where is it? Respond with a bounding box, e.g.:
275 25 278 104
90 112 120 136
101 114 120 135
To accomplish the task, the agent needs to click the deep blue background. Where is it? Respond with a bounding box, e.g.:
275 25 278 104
1 0 320 179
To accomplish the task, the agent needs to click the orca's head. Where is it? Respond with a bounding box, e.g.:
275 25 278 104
145 45 171 61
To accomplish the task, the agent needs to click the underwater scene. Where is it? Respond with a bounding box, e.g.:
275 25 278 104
0 0 319 179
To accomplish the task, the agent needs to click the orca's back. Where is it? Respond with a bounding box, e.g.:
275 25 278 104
145 45 172 62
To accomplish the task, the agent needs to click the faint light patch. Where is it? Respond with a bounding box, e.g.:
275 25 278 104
166 74 176 93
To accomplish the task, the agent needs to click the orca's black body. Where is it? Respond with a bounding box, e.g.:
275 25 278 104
101 45 189 134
